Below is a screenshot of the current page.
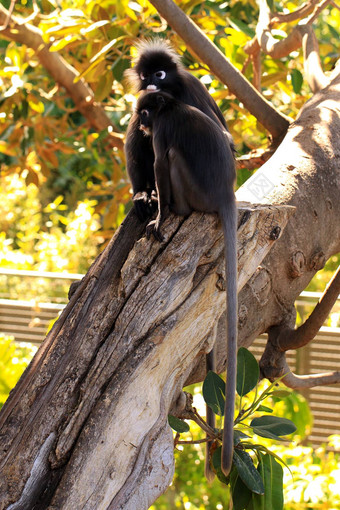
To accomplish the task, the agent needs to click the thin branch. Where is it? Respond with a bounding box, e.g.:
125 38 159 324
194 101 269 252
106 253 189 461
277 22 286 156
279 266 340 352
255 0 333 60
148 0 290 141
271 0 319 24
177 438 211 445
259 339 340 389
252 50 262 91
330 0 340 11
256 0 303 58
0 0 15 30
277 356 340 389
0 4 124 151
299 24 330 92
305 0 332 24
260 267 340 388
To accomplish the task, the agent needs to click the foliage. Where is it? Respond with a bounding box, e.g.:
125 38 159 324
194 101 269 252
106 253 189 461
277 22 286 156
0 174 102 301
168 348 298 509
1 0 339 231
0 333 37 409
161 348 339 509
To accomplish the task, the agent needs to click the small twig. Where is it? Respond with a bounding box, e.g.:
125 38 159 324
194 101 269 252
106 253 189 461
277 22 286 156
0 0 15 30
177 438 212 445
241 55 252 74
280 357 340 389
330 0 340 11
252 50 262 91
305 0 332 25
271 0 319 24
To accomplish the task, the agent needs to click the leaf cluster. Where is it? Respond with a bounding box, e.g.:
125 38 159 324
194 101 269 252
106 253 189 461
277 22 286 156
169 348 298 509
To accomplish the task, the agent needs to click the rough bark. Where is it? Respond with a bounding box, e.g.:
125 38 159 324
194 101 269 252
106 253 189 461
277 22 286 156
0 202 292 509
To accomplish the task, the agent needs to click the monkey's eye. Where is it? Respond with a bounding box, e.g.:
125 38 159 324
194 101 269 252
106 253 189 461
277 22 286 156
140 73 147 81
141 109 149 117
155 70 166 79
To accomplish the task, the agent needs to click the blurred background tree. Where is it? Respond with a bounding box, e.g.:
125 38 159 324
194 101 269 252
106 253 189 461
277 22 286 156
0 0 338 274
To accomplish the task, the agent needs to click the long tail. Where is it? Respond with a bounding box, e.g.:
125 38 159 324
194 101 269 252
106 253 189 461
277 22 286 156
220 195 238 477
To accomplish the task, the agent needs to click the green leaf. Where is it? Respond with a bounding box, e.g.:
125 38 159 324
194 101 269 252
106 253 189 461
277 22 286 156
168 415 189 433
229 17 255 38
231 469 253 510
237 348 259 397
291 69 303 94
203 371 225 416
234 429 250 445
271 390 291 398
233 450 265 495
250 416 296 440
252 454 284 510
212 447 229 485
257 405 273 413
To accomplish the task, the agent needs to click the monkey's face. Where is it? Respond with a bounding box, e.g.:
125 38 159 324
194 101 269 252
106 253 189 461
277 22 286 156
138 108 153 136
140 69 168 92
136 53 178 93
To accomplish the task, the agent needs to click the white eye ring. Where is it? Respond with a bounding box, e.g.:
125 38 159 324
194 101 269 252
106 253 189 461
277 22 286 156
141 109 149 117
155 70 166 79
140 73 146 81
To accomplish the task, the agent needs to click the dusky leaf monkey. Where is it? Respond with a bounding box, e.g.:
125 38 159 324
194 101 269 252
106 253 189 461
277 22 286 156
124 39 234 221
135 91 237 477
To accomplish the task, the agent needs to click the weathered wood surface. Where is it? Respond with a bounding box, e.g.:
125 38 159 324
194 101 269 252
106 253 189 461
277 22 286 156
0 202 292 510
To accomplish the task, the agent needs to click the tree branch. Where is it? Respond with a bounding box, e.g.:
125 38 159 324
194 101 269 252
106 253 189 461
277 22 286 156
299 24 330 96
148 0 290 142
259 267 340 388
261 349 340 389
0 4 124 151
256 0 303 58
271 0 319 24
279 266 340 352
255 0 333 63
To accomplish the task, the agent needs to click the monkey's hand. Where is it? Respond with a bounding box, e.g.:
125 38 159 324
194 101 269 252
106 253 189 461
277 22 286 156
133 191 154 221
146 218 164 242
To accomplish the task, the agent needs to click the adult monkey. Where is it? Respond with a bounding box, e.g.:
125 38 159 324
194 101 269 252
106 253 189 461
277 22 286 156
124 39 234 221
135 91 237 478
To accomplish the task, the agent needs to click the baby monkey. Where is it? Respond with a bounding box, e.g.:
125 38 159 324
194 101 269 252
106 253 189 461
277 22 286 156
136 91 237 477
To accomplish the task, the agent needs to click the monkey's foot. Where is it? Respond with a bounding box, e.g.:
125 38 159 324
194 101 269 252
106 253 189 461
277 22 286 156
146 219 164 242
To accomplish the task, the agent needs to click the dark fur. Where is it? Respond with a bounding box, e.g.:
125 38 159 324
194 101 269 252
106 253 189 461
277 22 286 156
137 92 238 477
124 39 233 221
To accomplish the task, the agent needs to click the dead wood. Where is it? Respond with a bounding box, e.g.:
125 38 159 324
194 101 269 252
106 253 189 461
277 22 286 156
0 201 291 510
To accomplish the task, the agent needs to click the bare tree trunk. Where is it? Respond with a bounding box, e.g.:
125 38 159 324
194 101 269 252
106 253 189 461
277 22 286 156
0 199 291 509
